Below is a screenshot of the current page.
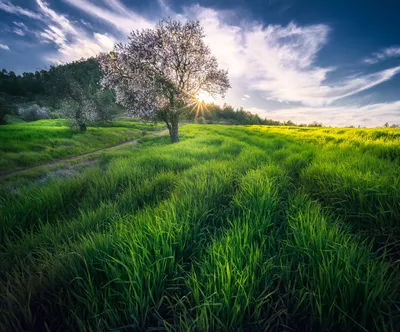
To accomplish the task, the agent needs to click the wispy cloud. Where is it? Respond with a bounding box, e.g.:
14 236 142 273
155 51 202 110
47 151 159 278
0 0 118 62
0 43 10 51
8 0 118 63
364 46 400 64
12 21 28 36
0 0 42 20
36 0 77 34
49 32 116 62
64 0 153 33
0 0 152 62
80 19 92 28
13 28 25 36
184 6 400 106
249 100 400 127
13 21 28 29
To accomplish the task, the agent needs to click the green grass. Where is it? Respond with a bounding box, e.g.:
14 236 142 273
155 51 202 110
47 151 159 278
0 123 399 331
0 119 162 172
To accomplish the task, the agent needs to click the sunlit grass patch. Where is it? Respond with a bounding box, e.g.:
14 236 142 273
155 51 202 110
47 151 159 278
0 119 161 172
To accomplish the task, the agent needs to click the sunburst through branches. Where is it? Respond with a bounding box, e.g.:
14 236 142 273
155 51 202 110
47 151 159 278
190 91 215 120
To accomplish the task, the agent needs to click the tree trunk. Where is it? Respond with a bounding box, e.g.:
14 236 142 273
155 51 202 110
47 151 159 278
168 116 179 143
79 122 87 132
75 109 86 132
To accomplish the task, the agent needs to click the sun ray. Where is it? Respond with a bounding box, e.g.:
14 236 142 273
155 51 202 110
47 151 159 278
188 91 213 121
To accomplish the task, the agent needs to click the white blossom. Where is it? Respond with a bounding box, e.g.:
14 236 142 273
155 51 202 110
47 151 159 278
99 19 230 142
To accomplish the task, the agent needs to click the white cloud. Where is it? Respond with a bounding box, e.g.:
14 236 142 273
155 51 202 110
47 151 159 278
364 46 400 64
13 28 25 36
12 21 29 36
13 21 28 29
64 0 153 33
249 100 400 127
36 0 77 35
0 0 119 62
80 19 92 28
244 94 250 98
30 0 116 62
40 25 68 45
0 43 10 51
47 33 116 63
183 6 400 107
93 32 115 50
0 0 42 20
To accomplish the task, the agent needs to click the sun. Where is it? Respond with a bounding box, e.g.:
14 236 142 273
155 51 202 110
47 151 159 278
196 91 215 104
190 91 215 120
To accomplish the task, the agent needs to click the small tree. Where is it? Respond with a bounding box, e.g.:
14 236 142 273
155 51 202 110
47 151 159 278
308 121 323 127
59 97 96 131
45 59 102 131
99 19 230 143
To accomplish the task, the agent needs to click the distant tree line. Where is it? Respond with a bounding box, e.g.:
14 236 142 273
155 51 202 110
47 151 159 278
0 68 46 99
184 103 275 125
183 103 324 127
383 122 399 128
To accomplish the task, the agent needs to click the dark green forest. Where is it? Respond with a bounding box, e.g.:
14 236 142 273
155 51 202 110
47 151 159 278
0 58 121 127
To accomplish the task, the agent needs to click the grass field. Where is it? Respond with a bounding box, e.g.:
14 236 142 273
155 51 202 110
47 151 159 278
0 119 161 173
0 123 399 331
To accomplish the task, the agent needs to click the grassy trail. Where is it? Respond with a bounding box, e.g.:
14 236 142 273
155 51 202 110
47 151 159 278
0 138 139 178
0 119 163 173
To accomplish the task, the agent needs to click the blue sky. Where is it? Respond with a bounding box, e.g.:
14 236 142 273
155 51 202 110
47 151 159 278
1 0 400 126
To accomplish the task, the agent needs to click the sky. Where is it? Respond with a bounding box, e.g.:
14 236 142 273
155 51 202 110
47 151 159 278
0 0 400 127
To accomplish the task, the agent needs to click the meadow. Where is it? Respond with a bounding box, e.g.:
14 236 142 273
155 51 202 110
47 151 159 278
0 119 161 173
0 122 399 331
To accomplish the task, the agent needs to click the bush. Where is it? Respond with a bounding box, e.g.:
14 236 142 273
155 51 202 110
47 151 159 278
308 121 323 127
196 116 205 124
17 104 50 121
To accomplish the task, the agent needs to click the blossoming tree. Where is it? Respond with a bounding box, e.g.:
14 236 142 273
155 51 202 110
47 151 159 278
99 19 230 143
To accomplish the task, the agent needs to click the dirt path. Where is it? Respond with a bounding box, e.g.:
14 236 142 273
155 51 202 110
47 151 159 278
0 138 140 178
